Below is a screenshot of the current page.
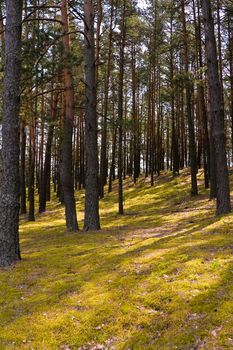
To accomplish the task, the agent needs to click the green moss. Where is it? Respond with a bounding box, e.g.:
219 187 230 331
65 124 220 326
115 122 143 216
0 170 233 349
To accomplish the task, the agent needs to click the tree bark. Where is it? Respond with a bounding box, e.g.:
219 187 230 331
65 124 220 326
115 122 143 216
117 1 126 215
99 0 114 198
84 0 101 230
39 92 59 213
201 0 231 215
181 0 198 196
28 112 36 221
60 0 79 231
170 13 179 176
0 0 22 266
20 122 27 214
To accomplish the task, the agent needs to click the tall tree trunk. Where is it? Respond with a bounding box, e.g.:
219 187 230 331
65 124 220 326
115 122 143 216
0 0 22 266
84 0 101 230
0 2 4 62
28 110 36 222
38 92 45 196
181 0 198 195
28 1 37 222
79 112 85 190
39 92 59 213
228 14 233 164
131 43 140 183
117 1 126 215
99 0 114 198
108 123 117 193
201 0 231 215
20 122 27 214
60 0 78 231
170 13 179 175
194 0 210 189
95 0 103 83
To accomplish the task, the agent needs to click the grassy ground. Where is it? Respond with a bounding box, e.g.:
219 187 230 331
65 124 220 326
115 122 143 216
0 170 233 350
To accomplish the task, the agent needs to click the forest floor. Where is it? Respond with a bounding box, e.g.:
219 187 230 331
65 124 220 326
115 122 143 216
1 170 233 350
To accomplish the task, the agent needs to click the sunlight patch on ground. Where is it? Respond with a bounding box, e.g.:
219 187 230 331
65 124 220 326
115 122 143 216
0 170 233 349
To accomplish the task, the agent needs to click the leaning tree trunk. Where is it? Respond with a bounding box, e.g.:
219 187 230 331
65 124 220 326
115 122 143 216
201 0 231 215
84 0 101 231
0 0 22 266
60 0 78 231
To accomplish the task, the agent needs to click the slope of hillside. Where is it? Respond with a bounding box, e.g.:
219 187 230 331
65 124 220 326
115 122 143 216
0 171 233 350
